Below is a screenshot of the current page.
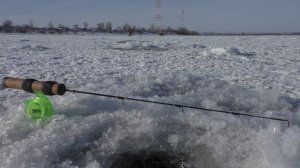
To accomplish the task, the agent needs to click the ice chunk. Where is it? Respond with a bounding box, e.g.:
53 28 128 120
210 48 227 56
110 40 169 51
85 161 101 168
228 47 256 57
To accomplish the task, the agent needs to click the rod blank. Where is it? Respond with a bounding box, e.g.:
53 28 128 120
66 89 290 127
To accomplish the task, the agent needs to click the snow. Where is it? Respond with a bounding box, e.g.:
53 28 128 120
0 34 299 168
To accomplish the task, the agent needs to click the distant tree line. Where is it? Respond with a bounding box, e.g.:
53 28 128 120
0 20 199 35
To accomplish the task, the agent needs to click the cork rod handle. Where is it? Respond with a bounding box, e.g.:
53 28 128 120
2 77 66 95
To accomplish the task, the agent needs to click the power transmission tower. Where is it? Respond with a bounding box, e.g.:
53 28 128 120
181 10 185 28
155 0 164 34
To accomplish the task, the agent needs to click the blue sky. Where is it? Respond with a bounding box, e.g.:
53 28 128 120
0 0 299 33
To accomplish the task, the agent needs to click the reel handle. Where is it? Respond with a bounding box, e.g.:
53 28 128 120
2 77 66 95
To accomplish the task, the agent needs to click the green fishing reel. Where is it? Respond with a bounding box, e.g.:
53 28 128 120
2 77 65 120
25 92 54 120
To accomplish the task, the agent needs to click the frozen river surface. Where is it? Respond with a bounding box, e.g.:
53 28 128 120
0 34 299 168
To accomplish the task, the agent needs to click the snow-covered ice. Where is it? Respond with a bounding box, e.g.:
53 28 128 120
0 34 299 168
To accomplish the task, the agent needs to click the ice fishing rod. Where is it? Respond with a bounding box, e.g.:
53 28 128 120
2 77 290 127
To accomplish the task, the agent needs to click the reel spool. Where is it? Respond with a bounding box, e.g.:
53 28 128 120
25 92 54 120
